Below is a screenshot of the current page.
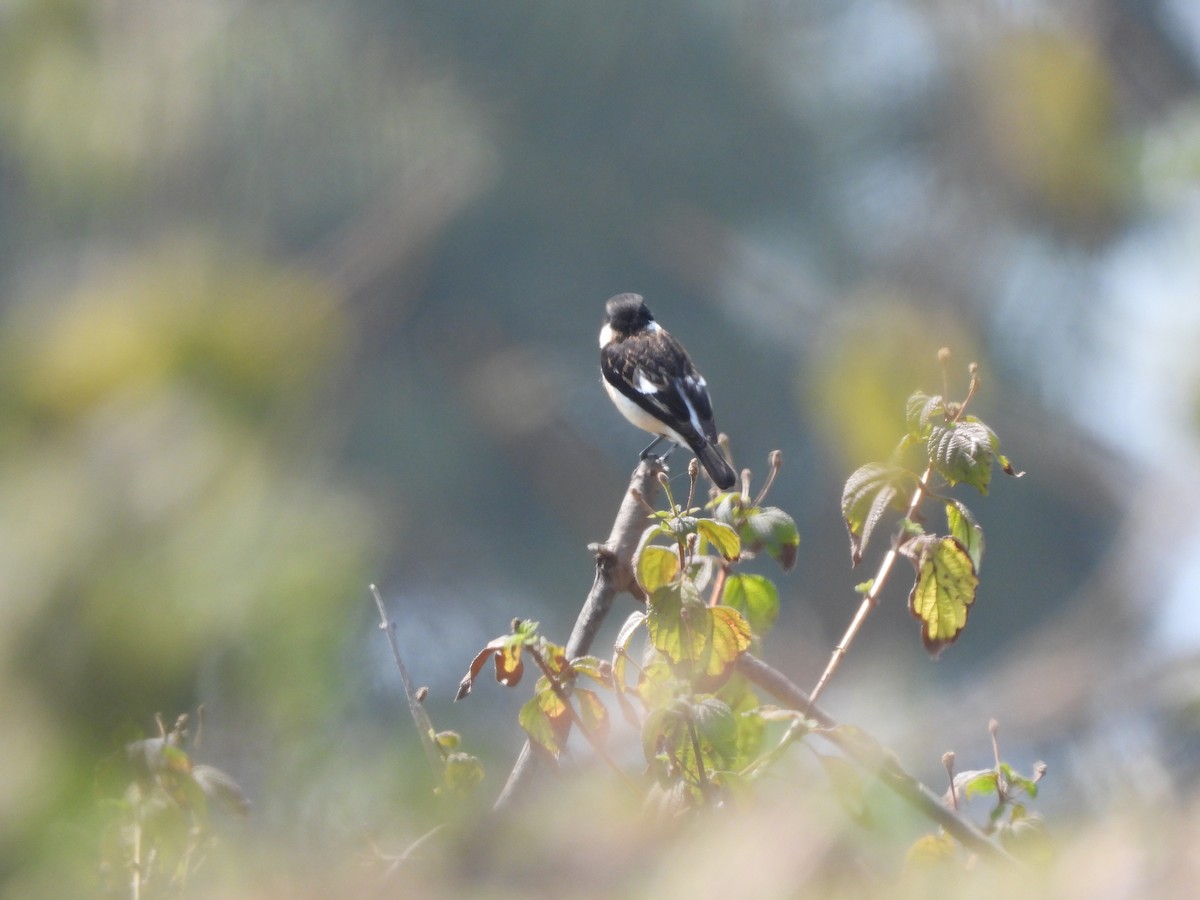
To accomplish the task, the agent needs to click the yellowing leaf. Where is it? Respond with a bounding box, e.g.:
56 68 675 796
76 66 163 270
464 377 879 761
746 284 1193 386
706 607 753 675
574 688 610 745
946 501 984 572
907 536 979 657
636 544 680 593
722 572 779 636
696 519 740 560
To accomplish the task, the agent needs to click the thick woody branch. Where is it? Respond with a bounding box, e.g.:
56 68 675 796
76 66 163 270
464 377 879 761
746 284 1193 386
494 458 664 810
736 653 1015 864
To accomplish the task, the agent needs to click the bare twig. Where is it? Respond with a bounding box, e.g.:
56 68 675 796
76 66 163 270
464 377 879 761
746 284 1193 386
494 458 665 809
805 465 934 708
370 584 445 786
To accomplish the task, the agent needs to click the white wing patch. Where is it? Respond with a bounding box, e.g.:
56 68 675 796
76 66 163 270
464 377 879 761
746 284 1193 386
679 382 704 435
634 368 667 393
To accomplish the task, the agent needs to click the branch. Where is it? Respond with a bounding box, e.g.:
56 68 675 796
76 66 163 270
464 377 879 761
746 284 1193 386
370 584 445 787
494 458 664 810
736 653 1016 864
805 465 933 708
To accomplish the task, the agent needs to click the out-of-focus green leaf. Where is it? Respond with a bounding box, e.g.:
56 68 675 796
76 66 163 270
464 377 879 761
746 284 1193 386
574 688 610 745
696 518 740 560
441 752 485 798
722 572 779 637
636 544 680 593
738 507 799 571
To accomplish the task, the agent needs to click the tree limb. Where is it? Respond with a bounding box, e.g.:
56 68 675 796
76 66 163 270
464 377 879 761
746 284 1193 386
493 458 664 810
736 653 1016 864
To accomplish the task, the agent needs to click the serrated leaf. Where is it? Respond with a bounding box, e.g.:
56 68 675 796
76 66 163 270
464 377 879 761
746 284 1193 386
722 573 780 637
696 518 741 560
636 543 680 593
738 506 799 571
842 463 906 565
701 606 753 685
907 536 979 657
929 420 994 494
905 391 946 437
945 500 984 571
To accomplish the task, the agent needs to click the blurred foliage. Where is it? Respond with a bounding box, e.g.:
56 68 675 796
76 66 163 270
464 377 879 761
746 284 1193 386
0 0 1198 896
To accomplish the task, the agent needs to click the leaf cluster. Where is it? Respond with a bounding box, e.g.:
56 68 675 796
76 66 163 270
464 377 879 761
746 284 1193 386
841 378 1021 656
457 462 800 815
100 711 249 896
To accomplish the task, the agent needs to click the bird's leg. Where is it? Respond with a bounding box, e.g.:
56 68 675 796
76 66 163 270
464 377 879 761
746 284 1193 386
639 434 668 459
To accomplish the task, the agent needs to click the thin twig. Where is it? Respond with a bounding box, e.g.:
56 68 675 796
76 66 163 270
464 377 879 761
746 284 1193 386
806 465 933 709
370 584 445 786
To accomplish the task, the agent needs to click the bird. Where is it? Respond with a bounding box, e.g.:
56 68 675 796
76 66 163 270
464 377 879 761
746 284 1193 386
599 293 737 490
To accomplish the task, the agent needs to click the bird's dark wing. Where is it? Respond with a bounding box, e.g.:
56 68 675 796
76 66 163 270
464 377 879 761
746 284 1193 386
601 329 719 445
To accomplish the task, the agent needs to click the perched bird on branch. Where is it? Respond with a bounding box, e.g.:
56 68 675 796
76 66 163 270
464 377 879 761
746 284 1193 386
599 293 737 490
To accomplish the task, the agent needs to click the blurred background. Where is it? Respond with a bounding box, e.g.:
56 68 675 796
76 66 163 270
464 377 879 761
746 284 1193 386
2 0 1200 895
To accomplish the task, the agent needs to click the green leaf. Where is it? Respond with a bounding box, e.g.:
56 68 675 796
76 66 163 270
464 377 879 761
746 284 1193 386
722 572 780 637
929 420 994 494
692 697 738 762
906 832 958 869
612 611 646 725
434 731 462 751
646 583 692 665
696 518 741 560
441 752 485 798
945 500 984 571
906 536 979 657
636 543 680 593
574 688 610 745
699 606 753 688
956 769 999 800
636 655 677 710
642 705 688 772
842 463 907 565
738 507 799 571
570 655 612 687
519 685 570 758
906 391 945 438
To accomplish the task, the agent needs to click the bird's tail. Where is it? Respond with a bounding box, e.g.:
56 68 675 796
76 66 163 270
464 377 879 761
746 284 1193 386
696 442 737 490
